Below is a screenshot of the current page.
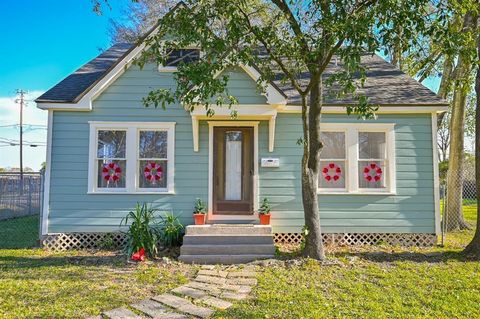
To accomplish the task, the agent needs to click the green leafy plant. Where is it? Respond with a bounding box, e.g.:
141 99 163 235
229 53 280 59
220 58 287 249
193 198 207 214
121 203 161 258
159 212 184 248
258 198 271 215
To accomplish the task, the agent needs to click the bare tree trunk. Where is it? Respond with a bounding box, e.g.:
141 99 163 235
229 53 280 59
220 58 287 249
445 12 477 231
437 55 454 126
445 86 470 230
301 77 325 260
464 33 480 257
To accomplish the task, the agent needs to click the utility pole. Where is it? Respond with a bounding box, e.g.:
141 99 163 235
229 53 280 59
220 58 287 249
15 89 27 190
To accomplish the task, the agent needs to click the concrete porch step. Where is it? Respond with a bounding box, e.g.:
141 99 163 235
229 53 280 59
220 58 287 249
181 244 276 255
178 254 274 265
183 234 274 245
185 224 272 235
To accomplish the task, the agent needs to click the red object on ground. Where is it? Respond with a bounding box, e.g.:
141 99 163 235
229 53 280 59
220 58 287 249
259 214 271 225
194 213 206 225
131 248 146 261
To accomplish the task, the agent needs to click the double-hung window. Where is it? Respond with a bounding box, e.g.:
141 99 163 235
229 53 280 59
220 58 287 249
88 122 175 194
318 123 395 194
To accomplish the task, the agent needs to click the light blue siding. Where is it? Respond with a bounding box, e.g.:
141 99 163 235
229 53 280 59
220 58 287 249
47 62 435 234
259 113 435 233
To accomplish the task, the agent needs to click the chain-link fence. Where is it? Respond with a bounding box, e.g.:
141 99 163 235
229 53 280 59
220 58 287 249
0 172 43 249
440 162 478 245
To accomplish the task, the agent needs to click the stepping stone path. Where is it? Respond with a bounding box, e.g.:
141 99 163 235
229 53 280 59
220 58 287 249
87 266 257 319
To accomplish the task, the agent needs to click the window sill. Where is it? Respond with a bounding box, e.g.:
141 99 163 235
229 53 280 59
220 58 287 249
87 190 175 195
158 66 177 72
318 191 396 196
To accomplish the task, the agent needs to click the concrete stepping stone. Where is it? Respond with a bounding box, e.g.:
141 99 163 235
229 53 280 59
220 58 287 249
198 269 228 278
152 293 214 319
131 299 187 319
226 277 257 286
221 284 252 294
187 281 223 294
198 296 233 310
201 265 216 270
227 271 257 278
172 286 208 299
220 291 249 301
195 275 226 285
104 307 142 319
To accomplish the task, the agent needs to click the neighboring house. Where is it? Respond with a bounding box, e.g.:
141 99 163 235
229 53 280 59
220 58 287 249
36 23 448 254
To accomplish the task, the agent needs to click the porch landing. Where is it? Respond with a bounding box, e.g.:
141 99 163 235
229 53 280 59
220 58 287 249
179 224 275 264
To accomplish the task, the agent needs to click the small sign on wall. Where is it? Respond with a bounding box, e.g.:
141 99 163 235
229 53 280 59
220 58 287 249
261 158 280 168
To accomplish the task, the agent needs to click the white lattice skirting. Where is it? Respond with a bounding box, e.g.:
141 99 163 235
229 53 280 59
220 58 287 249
273 233 437 247
41 232 437 251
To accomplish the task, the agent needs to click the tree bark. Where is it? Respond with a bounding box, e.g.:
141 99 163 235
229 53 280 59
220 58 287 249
301 76 325 260
463 32 480 257
437 55 454 127
445 11 477 231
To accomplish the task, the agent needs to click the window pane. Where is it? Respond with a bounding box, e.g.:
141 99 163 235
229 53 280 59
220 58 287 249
97 130 126 158
319 161 346 189
97 160 126 188
139 160 167 188
320 132 345 159
358 161 386 189
139 131 168 158
359 132 386 159
165 49 200 66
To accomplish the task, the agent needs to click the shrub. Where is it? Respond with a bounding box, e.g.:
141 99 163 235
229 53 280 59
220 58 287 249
159 212 184 248
121 203 161 258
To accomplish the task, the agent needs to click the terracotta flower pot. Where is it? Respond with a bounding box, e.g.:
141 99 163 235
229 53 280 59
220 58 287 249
194 213 206 225
259 213 271 225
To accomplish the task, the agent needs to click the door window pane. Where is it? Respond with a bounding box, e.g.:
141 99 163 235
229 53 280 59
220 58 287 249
225 131 242 200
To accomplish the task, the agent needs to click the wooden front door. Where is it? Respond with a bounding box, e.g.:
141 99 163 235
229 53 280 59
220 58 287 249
213 127 254 215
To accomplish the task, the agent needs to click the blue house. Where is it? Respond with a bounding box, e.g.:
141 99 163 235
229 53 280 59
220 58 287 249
36 21 447 260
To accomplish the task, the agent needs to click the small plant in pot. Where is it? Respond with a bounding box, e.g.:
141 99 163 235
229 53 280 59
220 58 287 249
258 198 271 225
193 198 207 225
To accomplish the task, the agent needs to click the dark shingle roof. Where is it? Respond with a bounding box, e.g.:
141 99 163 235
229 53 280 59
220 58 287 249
273 54 447 106
36 44 447 106
36 43 133 103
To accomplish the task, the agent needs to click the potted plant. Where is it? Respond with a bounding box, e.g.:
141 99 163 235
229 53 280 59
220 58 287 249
258 198 271 225
193 198 207 225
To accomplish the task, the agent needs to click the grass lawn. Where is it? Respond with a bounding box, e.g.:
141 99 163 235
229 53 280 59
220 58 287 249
0 204 479 319
217 203 480 319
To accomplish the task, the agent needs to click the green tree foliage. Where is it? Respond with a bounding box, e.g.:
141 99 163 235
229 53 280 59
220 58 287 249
128 0 440 260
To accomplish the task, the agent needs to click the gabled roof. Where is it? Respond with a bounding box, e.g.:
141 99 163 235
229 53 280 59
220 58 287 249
36 43 133 103
36 44 448 107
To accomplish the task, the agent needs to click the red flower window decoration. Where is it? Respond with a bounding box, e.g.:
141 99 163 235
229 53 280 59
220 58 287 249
322 162 342 182
144 162 163 184
102 162 122 183
363 163 383 182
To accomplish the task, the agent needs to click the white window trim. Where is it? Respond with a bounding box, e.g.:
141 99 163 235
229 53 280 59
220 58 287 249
88 121 175 194
318 123 396 195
